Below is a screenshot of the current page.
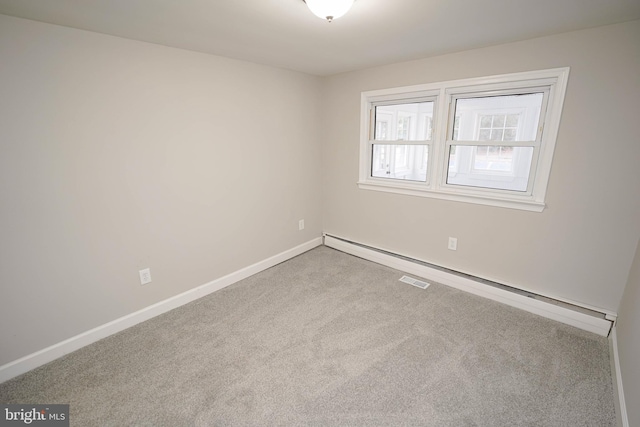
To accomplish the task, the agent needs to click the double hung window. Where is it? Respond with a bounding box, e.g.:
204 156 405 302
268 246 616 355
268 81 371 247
358 68 570 211
370 100 434 182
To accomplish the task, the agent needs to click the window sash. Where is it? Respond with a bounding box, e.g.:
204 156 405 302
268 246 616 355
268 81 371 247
367 140 432 184
369 96 437 141
370 143 430 183
367 95 437 185
439 88 550 196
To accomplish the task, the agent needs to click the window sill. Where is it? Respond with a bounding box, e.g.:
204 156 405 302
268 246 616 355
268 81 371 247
357 181 546 212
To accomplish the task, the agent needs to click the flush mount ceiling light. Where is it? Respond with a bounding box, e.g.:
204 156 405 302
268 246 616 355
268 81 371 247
303 0 355 22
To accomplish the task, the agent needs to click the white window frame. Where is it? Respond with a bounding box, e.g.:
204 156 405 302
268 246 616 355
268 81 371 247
358 68 570 212
444 88 548 193
368 96 437 184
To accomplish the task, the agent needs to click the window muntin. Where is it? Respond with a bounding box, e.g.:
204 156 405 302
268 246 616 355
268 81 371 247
358 68 570 211
478 114 519 142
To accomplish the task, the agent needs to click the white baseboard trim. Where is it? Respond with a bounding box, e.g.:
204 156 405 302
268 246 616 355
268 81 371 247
610 327 629 427
0 237 323 384
324 235 613 337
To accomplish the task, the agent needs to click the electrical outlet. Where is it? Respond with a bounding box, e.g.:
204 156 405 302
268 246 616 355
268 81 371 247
448 237 458 251
139 268 152 285
299 219 305 231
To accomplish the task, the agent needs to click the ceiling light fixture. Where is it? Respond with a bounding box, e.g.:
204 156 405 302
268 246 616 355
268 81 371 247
303 0 355 22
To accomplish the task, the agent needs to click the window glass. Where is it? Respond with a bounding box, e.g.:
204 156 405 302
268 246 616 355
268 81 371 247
372 144 428 182
374 101 434 141
453 93 544 142
474 146 514 171
447 146 534 192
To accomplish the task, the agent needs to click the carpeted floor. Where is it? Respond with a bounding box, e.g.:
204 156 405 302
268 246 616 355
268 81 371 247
0 246 616 426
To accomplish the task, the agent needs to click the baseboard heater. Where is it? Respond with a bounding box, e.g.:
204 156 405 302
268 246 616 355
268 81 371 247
323 234 615 337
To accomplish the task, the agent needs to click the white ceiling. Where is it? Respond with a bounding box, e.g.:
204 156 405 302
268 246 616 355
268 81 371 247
1 0 639 76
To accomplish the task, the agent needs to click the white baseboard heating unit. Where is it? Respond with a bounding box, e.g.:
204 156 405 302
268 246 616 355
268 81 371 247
323 234 615 337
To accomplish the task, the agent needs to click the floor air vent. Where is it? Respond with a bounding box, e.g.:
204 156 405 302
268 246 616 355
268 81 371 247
399 275 430 290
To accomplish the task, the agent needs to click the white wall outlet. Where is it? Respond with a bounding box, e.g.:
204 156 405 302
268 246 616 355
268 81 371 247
448 237 458 251
299 219 305 231
139 268 152 285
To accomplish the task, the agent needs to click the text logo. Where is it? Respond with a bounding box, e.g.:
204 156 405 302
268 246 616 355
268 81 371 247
1 405 69 427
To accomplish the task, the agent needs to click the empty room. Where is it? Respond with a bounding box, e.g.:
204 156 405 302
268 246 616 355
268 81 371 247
1 0 639 425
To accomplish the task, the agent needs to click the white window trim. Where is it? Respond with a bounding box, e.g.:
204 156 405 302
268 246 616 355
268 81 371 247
358 67 570 212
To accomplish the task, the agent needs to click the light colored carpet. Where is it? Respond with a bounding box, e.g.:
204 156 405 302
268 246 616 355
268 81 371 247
0 246 616 426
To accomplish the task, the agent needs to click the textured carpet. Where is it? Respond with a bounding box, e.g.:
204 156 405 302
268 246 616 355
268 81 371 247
0 246 616 426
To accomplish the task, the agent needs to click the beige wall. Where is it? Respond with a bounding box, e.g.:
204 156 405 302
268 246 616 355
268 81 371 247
1 12 639 372
617 239 640 426
321 20 640 313
0 15 322 366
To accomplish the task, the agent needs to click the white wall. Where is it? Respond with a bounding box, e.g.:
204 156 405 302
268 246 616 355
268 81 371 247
617 239 640 426
321 20 640 313
0 14 322 366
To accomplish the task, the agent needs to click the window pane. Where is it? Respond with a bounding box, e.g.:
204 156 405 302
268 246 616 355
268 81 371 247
452 116 460 140
375 101 435 141
474 145 513 171
372 144 428 182
375 121 388 140
504 129 517 141
447 145 534 192
453 93 544 141
506 114 519 127
490 129 504 141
